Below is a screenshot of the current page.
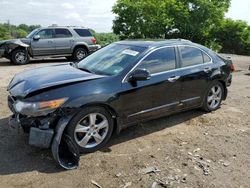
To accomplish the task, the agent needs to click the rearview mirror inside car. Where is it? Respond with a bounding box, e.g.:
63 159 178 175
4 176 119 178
128 69 151 82
33 35 40 40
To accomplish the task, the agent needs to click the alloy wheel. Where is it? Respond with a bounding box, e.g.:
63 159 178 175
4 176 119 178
15 52 27 64
74 113 109 148
76 49 86 60
207 85 222 109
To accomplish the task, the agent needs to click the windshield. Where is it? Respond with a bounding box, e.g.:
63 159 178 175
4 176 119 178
26 29 39 38
77 43 147 76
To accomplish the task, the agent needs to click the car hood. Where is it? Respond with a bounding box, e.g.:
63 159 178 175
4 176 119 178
7 63 106 98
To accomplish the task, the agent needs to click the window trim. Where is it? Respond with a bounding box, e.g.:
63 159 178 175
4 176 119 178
177 45 213 68
122 45 213 83
122 46 178 83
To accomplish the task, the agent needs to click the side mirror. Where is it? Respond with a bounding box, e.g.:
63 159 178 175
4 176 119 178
128 69 151 82
33 35 40 40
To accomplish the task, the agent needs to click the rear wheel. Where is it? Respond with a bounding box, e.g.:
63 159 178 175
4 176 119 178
11 48 30 65
72 47 88 61
66 107 113 153
202 82 224 112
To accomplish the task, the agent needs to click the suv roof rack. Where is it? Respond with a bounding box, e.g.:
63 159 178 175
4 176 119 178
47 25 88 29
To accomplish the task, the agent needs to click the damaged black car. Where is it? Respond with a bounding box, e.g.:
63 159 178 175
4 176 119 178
7 40 234 169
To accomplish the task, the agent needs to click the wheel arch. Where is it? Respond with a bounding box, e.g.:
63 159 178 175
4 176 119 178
10 46 30 56
73 44 89 54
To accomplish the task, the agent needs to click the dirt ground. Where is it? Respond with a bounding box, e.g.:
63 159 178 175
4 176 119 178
0 56 249 188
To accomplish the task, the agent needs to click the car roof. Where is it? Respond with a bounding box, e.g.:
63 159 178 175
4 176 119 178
38 26 90 30
115 39 196 48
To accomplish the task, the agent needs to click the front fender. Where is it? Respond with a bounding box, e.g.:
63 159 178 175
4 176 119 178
51 115 80 170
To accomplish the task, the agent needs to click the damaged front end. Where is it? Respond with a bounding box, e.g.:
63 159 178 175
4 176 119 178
0 39 29 58
7 95 80 170
6 63 108 169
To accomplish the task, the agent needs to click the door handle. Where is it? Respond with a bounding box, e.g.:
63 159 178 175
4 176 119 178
168 76 180 82
48 40 53 44
204 67 212 73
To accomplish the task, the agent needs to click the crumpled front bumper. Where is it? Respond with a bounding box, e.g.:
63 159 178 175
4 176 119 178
8 113 80 170
8 113 54 148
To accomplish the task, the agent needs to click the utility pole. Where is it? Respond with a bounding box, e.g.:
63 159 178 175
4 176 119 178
7 19 11 37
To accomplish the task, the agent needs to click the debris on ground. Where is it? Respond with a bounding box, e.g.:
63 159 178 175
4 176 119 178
123 181 132 188
115 172 122 177
140 167 161 174
196 160 210 176
91 180 103 188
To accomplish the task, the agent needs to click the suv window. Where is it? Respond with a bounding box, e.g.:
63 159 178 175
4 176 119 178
137 47 176 74
55 29 72 38
74 29 92 37
37 29 53 39
180 46 204 67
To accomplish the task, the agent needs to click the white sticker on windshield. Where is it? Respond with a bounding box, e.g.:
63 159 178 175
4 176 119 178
122 49 139 56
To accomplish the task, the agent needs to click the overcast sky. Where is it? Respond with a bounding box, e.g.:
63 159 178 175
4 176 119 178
0 0 249 33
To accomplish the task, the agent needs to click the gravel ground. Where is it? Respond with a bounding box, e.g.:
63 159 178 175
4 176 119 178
0 56 249 188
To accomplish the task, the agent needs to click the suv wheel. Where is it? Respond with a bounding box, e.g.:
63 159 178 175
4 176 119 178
202 82 224 112
73 47 88 61
11 48 30 65
66 107 114 153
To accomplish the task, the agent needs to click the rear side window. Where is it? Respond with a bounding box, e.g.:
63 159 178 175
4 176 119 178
74 29 92 37
180 46 204 67
137 47 176 74
203 52 211 63
55 29 72 38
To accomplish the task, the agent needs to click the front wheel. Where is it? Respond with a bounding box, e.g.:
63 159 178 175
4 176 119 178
202 82 224 112
11 48 30 65
66 107 113 153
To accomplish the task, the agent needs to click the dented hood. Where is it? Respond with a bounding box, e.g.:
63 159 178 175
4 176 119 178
0 38 29 48
7 63 105 98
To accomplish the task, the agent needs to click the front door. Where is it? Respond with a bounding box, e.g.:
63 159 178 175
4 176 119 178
31 28 55 56
118 47 182 125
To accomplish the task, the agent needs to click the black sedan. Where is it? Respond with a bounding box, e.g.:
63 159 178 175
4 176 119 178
7 39 234 169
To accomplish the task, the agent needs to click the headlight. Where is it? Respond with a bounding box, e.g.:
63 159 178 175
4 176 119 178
14 98 68 117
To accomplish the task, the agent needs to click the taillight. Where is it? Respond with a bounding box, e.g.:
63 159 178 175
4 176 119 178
230 63 235 72
91 37 96 44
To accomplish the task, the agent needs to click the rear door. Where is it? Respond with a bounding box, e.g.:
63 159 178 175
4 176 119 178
119 47 182 125
31 29 55 56
54 28 74 54
178 45 213 108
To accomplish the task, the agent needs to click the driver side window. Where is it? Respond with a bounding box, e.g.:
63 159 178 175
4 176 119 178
137 47 176 74
37 29 53 39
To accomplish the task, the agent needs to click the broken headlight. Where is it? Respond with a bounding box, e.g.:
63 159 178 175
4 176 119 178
14 98 68 117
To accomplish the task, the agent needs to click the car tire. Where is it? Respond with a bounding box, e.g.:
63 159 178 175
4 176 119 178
11 48 30 65
202 81 224 112
66 107 114 153
72 47 88 61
